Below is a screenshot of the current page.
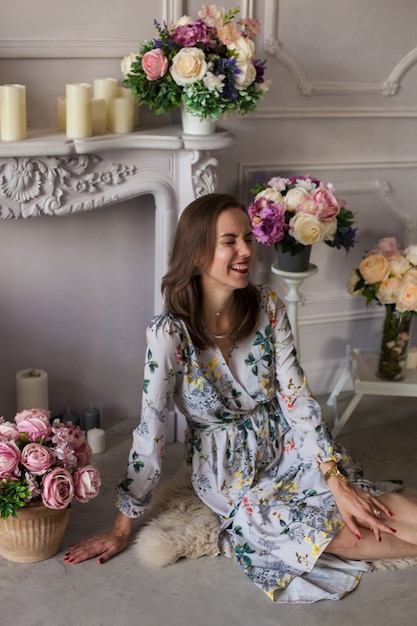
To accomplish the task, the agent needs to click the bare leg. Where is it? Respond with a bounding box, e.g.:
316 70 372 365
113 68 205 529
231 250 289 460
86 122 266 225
325 493 417 560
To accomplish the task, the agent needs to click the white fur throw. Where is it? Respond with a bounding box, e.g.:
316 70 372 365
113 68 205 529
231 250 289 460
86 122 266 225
133 466 417 572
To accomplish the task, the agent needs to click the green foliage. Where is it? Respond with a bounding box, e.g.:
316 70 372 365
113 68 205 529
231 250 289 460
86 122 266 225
0 478 31 520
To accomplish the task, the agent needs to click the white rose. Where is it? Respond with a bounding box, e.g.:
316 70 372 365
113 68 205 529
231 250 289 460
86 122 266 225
170 48 208 86
284 188 309 212
389 255 410 277
406 244 417 266
234 60 256 89
377 277 401 304
227 37 256 61
255 188 283 204
121 53 137 78
289 213 326 245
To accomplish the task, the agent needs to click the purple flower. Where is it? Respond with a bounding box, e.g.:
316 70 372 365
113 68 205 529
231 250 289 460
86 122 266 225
171 20 215 48
247 198 286 246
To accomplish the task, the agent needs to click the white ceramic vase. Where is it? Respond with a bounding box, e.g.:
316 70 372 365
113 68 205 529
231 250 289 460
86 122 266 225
180 106 217 135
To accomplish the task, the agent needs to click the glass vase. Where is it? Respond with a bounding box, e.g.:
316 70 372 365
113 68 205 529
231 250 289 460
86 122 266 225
376 304 413 381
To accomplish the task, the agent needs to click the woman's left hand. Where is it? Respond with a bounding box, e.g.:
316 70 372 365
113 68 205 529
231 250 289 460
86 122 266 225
328 478 394 541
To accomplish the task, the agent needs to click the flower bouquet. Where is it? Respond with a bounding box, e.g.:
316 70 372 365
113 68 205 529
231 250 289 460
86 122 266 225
247 175 357 263
348 237 417 379
121 4 269 121
0 409 101 519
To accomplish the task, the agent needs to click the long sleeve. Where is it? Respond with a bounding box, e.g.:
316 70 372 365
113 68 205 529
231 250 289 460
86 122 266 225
115 314 184 518
267 288 340 465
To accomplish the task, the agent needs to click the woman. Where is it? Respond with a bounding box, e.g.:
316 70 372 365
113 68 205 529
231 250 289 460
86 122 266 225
66 193 417 603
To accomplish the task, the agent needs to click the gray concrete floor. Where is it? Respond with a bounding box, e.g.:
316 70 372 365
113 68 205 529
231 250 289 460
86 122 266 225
1 393 417 626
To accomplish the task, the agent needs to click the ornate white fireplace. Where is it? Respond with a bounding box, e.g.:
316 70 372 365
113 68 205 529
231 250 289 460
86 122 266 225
0 125 234 313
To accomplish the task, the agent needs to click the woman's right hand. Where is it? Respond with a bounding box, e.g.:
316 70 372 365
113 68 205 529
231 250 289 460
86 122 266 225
64 513 134 564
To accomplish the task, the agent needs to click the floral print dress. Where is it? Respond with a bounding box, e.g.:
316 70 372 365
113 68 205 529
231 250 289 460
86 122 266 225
116 285 373 603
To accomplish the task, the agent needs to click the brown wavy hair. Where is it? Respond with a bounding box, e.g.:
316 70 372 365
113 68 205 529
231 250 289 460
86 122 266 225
161 193 260 350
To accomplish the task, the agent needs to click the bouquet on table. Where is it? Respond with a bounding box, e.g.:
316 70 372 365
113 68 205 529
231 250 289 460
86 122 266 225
121 4 269 120
0 409 101 519
247 174 357 256
348 237 417 379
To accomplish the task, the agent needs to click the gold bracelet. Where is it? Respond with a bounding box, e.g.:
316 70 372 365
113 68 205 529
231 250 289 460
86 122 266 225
323 464 347 482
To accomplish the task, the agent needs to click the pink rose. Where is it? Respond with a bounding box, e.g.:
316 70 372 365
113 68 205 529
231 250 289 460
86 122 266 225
20 442 55 475
15 409 52 442
0 420 19 441
369 237 402 257
0 440 21 478
142 49 169 81
74 440 92 467
41 468 74 509
312 188 340 222
73 466 101 503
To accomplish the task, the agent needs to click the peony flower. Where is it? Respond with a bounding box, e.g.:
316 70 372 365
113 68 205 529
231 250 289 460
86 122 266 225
0 420 19 441
0 440 21 478
141 49 169 81
369 236 402 258
73 466 101 503
312 187 340 222
377 277 402 304
14 409 51 442
395 277 417 312
20 442 55 475
41 468 74 509
255 187 283 204
170 47 208 85
288 213 326 245
234 60 256 89
359 254 390 285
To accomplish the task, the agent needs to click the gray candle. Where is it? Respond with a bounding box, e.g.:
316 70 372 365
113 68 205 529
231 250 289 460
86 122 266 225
62 406 80 427
82 402 100 432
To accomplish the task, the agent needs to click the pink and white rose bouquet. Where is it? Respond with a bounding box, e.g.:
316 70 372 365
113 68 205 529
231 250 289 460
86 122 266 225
348 237 417 313
121 4 269 119
247 175 356 256
0 409 100 519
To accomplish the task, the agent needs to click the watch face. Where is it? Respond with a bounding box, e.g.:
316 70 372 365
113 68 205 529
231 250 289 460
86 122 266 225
337 464 348 478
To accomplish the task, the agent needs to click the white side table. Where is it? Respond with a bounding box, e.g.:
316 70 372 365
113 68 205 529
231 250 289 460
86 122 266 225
327 347 417 437
271 263 318 360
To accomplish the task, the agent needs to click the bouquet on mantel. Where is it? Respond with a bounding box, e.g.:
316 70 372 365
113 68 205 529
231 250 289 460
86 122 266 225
121 4 269 120
247 174 357 255
0 409 101 519
347 237 417 380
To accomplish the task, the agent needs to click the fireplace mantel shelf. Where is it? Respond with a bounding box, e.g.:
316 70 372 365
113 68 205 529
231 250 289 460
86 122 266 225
0 124 235 313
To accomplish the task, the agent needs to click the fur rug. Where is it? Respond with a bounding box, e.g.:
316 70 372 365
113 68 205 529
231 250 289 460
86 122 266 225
133 466 417 572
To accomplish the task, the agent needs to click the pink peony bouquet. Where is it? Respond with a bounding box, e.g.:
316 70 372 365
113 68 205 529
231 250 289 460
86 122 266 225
0 409 101 519
247 175 356 255
347 237 417 312
121 4 269 119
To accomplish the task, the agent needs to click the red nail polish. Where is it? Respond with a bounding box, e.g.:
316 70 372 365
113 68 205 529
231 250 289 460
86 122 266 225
356 533 361 540
378 536 382 542
390 527 397 533
99 557 104 564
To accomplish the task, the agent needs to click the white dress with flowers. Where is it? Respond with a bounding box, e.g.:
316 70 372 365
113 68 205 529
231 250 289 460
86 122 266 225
116 285 375 603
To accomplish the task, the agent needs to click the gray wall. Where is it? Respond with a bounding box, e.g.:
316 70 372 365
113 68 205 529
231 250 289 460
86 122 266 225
1 0 417 424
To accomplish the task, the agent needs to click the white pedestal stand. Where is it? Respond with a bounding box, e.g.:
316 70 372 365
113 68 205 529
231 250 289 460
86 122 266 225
271 263 318 361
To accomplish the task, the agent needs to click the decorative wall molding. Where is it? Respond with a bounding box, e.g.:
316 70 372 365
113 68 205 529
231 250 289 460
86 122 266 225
263 0 417 97
248 107 417 119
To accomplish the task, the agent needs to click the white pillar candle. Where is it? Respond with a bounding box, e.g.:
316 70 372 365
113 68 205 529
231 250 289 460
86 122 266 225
109 96 135 134
16 368 49 412
118 86 139 127
406 347 417 369
66 83 92 139
93 78 119 129
87 427 106 454
57 96 66 132
92 97 106 135
0 84 27 141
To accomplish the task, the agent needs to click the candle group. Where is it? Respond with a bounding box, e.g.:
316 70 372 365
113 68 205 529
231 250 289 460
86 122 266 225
87 427 106 454
0 84 27 141
59 77 137 138
16 368 49 412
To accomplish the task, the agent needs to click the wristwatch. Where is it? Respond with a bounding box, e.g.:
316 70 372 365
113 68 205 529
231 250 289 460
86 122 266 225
323 463 348 483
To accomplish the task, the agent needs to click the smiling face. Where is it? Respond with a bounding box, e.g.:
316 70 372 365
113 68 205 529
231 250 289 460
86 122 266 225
200 206 255 296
